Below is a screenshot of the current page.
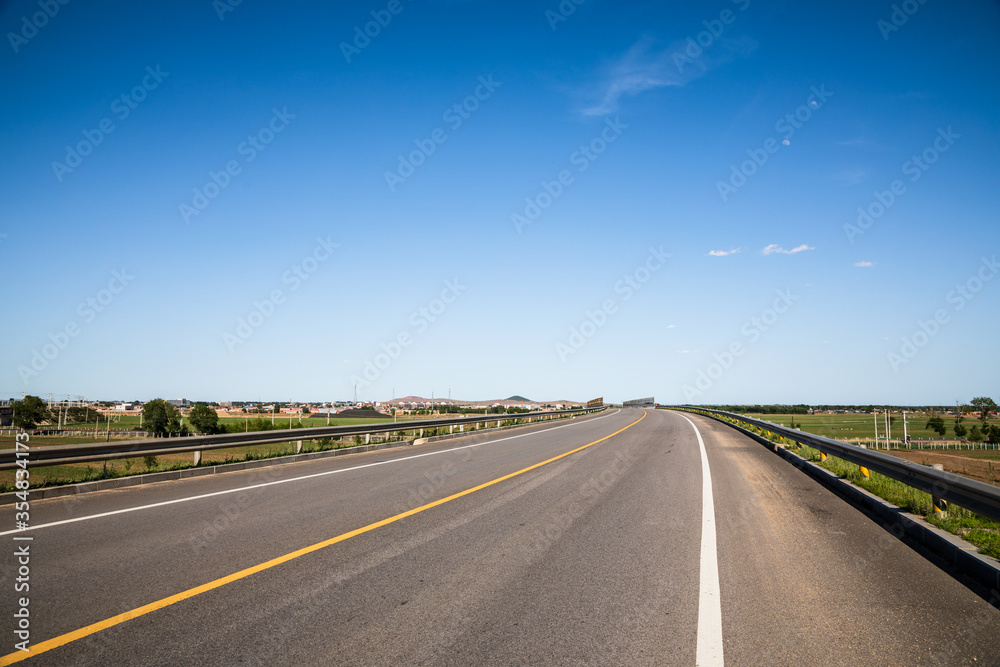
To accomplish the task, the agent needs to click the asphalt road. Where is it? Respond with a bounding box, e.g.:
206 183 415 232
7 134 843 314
1 408 998 666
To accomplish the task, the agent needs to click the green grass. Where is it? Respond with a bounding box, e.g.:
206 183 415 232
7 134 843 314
674 408 1000 560
795 443 1000 560
26 413 430 431
742 411 1000 442
1 414 571 493
0 436 378 492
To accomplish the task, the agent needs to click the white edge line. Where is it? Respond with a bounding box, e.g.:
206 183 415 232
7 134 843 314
678 412 725 667
0 410 620 536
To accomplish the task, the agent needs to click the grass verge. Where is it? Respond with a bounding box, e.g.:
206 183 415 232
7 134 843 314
793 443 1000 560
677 409 1000 561
2 416 571 494
0 436 386 493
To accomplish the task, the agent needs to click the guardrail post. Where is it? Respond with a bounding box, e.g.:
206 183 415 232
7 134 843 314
858 445 871 479
193 449 202 466
365 434 370 444
449 425 454 434
296 440 303 454
931 464 948 517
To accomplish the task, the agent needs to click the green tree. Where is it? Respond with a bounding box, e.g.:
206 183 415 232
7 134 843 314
188 404 221 434
12 395 52 429
954 406 970 438
970 397 997 428
986 424 1000 444
925 415 946 436
66 406 101 423
142 399 182 437
968 425 984 443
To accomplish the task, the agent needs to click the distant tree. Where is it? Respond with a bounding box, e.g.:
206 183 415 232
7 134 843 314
925 416 946 436
66 406 101 423
970 397 997 428
986 424 1000 444
968 426 984 443
12 396 52 429
188 404 221 434
142 399 182 437
301 406 310 415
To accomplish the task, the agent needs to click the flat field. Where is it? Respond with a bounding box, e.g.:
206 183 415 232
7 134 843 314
743 411 999 442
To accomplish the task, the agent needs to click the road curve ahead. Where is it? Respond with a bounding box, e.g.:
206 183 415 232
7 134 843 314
2 408 998 666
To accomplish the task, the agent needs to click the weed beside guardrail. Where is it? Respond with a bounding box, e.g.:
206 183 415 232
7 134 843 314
667 406 1000 560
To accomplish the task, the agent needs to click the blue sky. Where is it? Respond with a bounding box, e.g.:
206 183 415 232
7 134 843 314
1 0 998 405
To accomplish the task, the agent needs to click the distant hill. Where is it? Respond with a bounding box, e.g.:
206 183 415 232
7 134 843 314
506 395 530 402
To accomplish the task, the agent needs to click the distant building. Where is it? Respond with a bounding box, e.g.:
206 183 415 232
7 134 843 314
166 399 191 408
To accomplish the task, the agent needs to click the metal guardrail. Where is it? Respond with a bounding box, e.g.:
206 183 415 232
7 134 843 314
672 406 1000 524
0 407 605 470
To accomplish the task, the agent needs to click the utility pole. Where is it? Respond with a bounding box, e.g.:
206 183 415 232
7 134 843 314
903 411 908 447
874 410 879 445
885 409 891 448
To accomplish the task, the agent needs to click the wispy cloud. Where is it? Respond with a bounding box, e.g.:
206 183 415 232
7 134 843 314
836 137 874 147
762 244 814 255
708 248 740 257
833 168 869 187
665 324 678 329
579 35 756 116
854 261 875 267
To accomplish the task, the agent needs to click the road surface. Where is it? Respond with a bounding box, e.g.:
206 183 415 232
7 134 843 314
2 409 998 665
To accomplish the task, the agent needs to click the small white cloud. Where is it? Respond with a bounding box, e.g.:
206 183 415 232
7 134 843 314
762 244 814 255
665 324 678 329
708 248 741 257
676 349 698 354
854 261 875 267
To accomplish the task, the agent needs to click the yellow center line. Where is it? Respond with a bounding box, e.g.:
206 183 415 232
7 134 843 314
1 410 647 665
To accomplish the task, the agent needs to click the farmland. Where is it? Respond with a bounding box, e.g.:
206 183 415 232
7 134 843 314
741 411 1000 444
